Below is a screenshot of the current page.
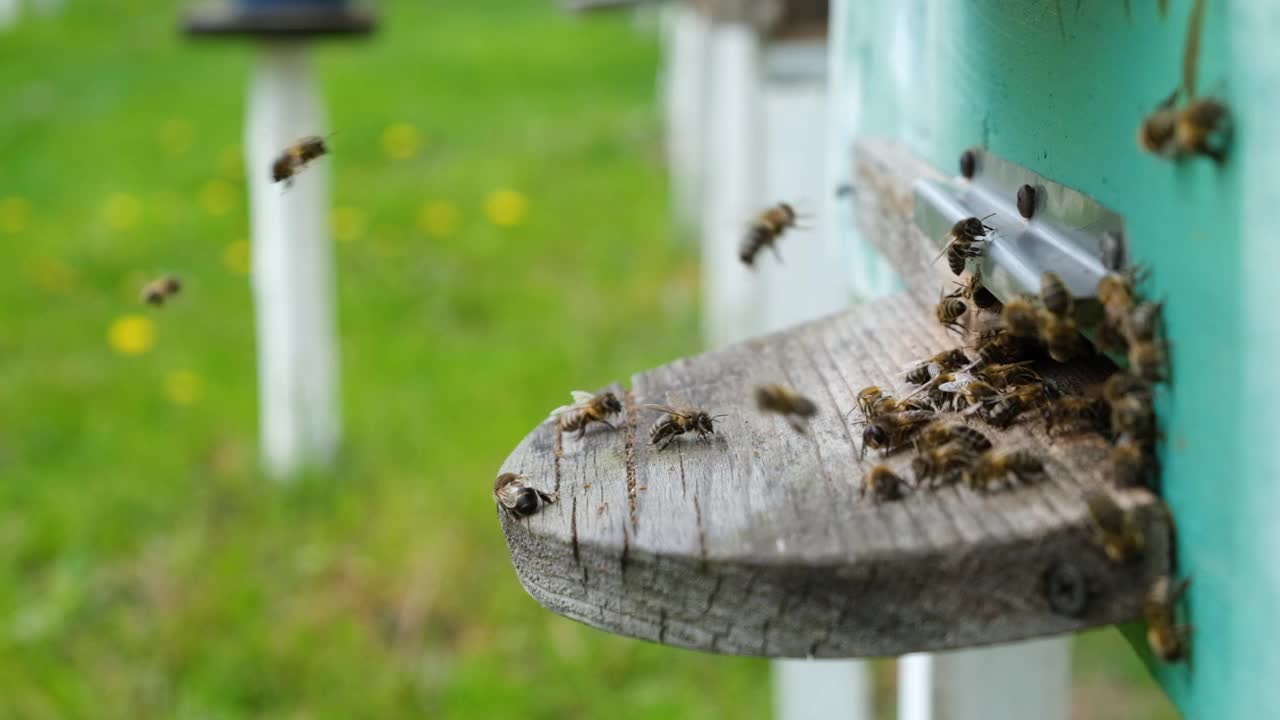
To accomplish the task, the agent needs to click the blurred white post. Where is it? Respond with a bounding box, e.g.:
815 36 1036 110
660 1 710 230
244 43 342 479
899 641 1070 720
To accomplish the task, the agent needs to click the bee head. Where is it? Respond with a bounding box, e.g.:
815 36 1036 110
271 157 293 182
601 392 623 414
862 423 888 449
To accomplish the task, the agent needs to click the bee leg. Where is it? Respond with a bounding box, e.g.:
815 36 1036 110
576 425 587 440
538 490 558 505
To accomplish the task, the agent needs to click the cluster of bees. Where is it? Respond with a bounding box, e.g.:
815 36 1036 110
496 199 1190 662
136 136 334 308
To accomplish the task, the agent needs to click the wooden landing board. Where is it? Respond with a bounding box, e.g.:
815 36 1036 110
497 293 1172 658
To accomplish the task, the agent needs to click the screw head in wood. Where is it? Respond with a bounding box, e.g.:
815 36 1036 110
959 150 977 179
1017 184 1037 219
1044 561 1091 618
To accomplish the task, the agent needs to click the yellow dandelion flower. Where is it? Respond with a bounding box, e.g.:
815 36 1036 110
417 200 461 238
103 193 142 231
159 118 193 156
484 189 529 228
165 370 205 406
0 196 32 234
23 254 76 293
217 144 244 179
332 206 367 242
224 239 251 275
108 315 155 356
198 179 236 217
381 122 422 160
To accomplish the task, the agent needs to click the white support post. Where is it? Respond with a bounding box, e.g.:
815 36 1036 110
660 1 711 230
244 43 342 479
898 640 1070 720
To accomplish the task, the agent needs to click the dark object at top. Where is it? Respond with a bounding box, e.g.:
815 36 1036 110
959 149 977 179
184 0 376 38
1017 184 1037 219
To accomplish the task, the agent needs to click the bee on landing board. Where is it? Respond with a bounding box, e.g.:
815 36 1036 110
1038 309 1087 363
1000 295 1042 339
493 472 557 519
902 349 970 386
965 449 1045 492
935 292 969 335
1039 271 1073 319
643 405 726 451
755 384 818 432
861 464 910 503
916 421 992 455
739 203 799 267
912 445 977 488
141 275 182 306
271 135 331 186
549 390 624 439
1083 489 1144 564
1146 575 1192 662
860 410 933 459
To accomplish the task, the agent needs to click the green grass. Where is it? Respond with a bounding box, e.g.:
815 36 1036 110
0 2 1181 719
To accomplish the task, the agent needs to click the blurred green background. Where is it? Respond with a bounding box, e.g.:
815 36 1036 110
0 1 1176 718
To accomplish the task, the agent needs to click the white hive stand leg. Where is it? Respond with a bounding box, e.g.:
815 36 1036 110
660 2 711 230
244 43 342 479
898 639 1070 720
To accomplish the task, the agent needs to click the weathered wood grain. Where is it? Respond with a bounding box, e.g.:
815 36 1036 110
498 293 1173 658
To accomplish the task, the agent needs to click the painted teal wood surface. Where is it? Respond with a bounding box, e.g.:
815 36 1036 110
837 1 1280 717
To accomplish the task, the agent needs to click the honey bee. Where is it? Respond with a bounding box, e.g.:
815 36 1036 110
917 422 993 454
965 449 1045 491
739 203 798 267
949 270 1000 310
1039 271 1073 318
1042 396 1108 436
755 384 818 431
855 385 892 420
1001 296 1042 338
861 464 911 503
935 215 994 276
971 329 1033 368
493 472 557 519
1126 301 1165 344
1174 97 1232 163
912 445 977 488
861 410 934 459
1038 309 1086 363
1102 371 1152 405
935 294 969 335
1109 438 1155 488
1129 340 1169 383
903 349 969 385
271 135 330 185
549 390 624 439
1138 88 1181 157
1097 271 1139 352
983 383 1051 428
1110 395 1158 445
1083 489 1144 564
937 374 1000 412
644 405 726 451
141 275 182 306
1145 576 1192 662
975 361 1039 389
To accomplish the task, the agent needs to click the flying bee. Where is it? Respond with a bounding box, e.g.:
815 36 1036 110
1001 295 1042 339
1039 271 1073 318
739 202 798 267
1174 97 1232 163
937 374 999 413
861 464 911 503
1083 489 1144 564
965 449 1045 492
1138 87 1181 157
1146 576 1192 662
975 361 1039 389
549 390 624 439
861 410 934 459
912 445 977 488
1043 395 1108 436
903 349 970 385
644 405 726 451
141 275 182 306
493 472 557 519
1109 437 1155 488
935 215 994 276
755 384 818 431
271 134 331 185
935 293 969 335
1129 340 1169 383
917 421 993 454
1038 309 1086 363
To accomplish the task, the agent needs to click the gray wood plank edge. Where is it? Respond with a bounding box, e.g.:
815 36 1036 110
496 294 1172 658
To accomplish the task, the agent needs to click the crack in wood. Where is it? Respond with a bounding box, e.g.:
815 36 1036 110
693 492 708 572
623 388 639 531
553 421 564 496
658 608 668 644
570 495 587 584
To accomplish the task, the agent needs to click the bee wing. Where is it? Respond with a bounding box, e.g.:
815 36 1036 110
569 390 596 405
638 403 687 418
931 236 959 265
494 487 520 510
548 405 577 418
